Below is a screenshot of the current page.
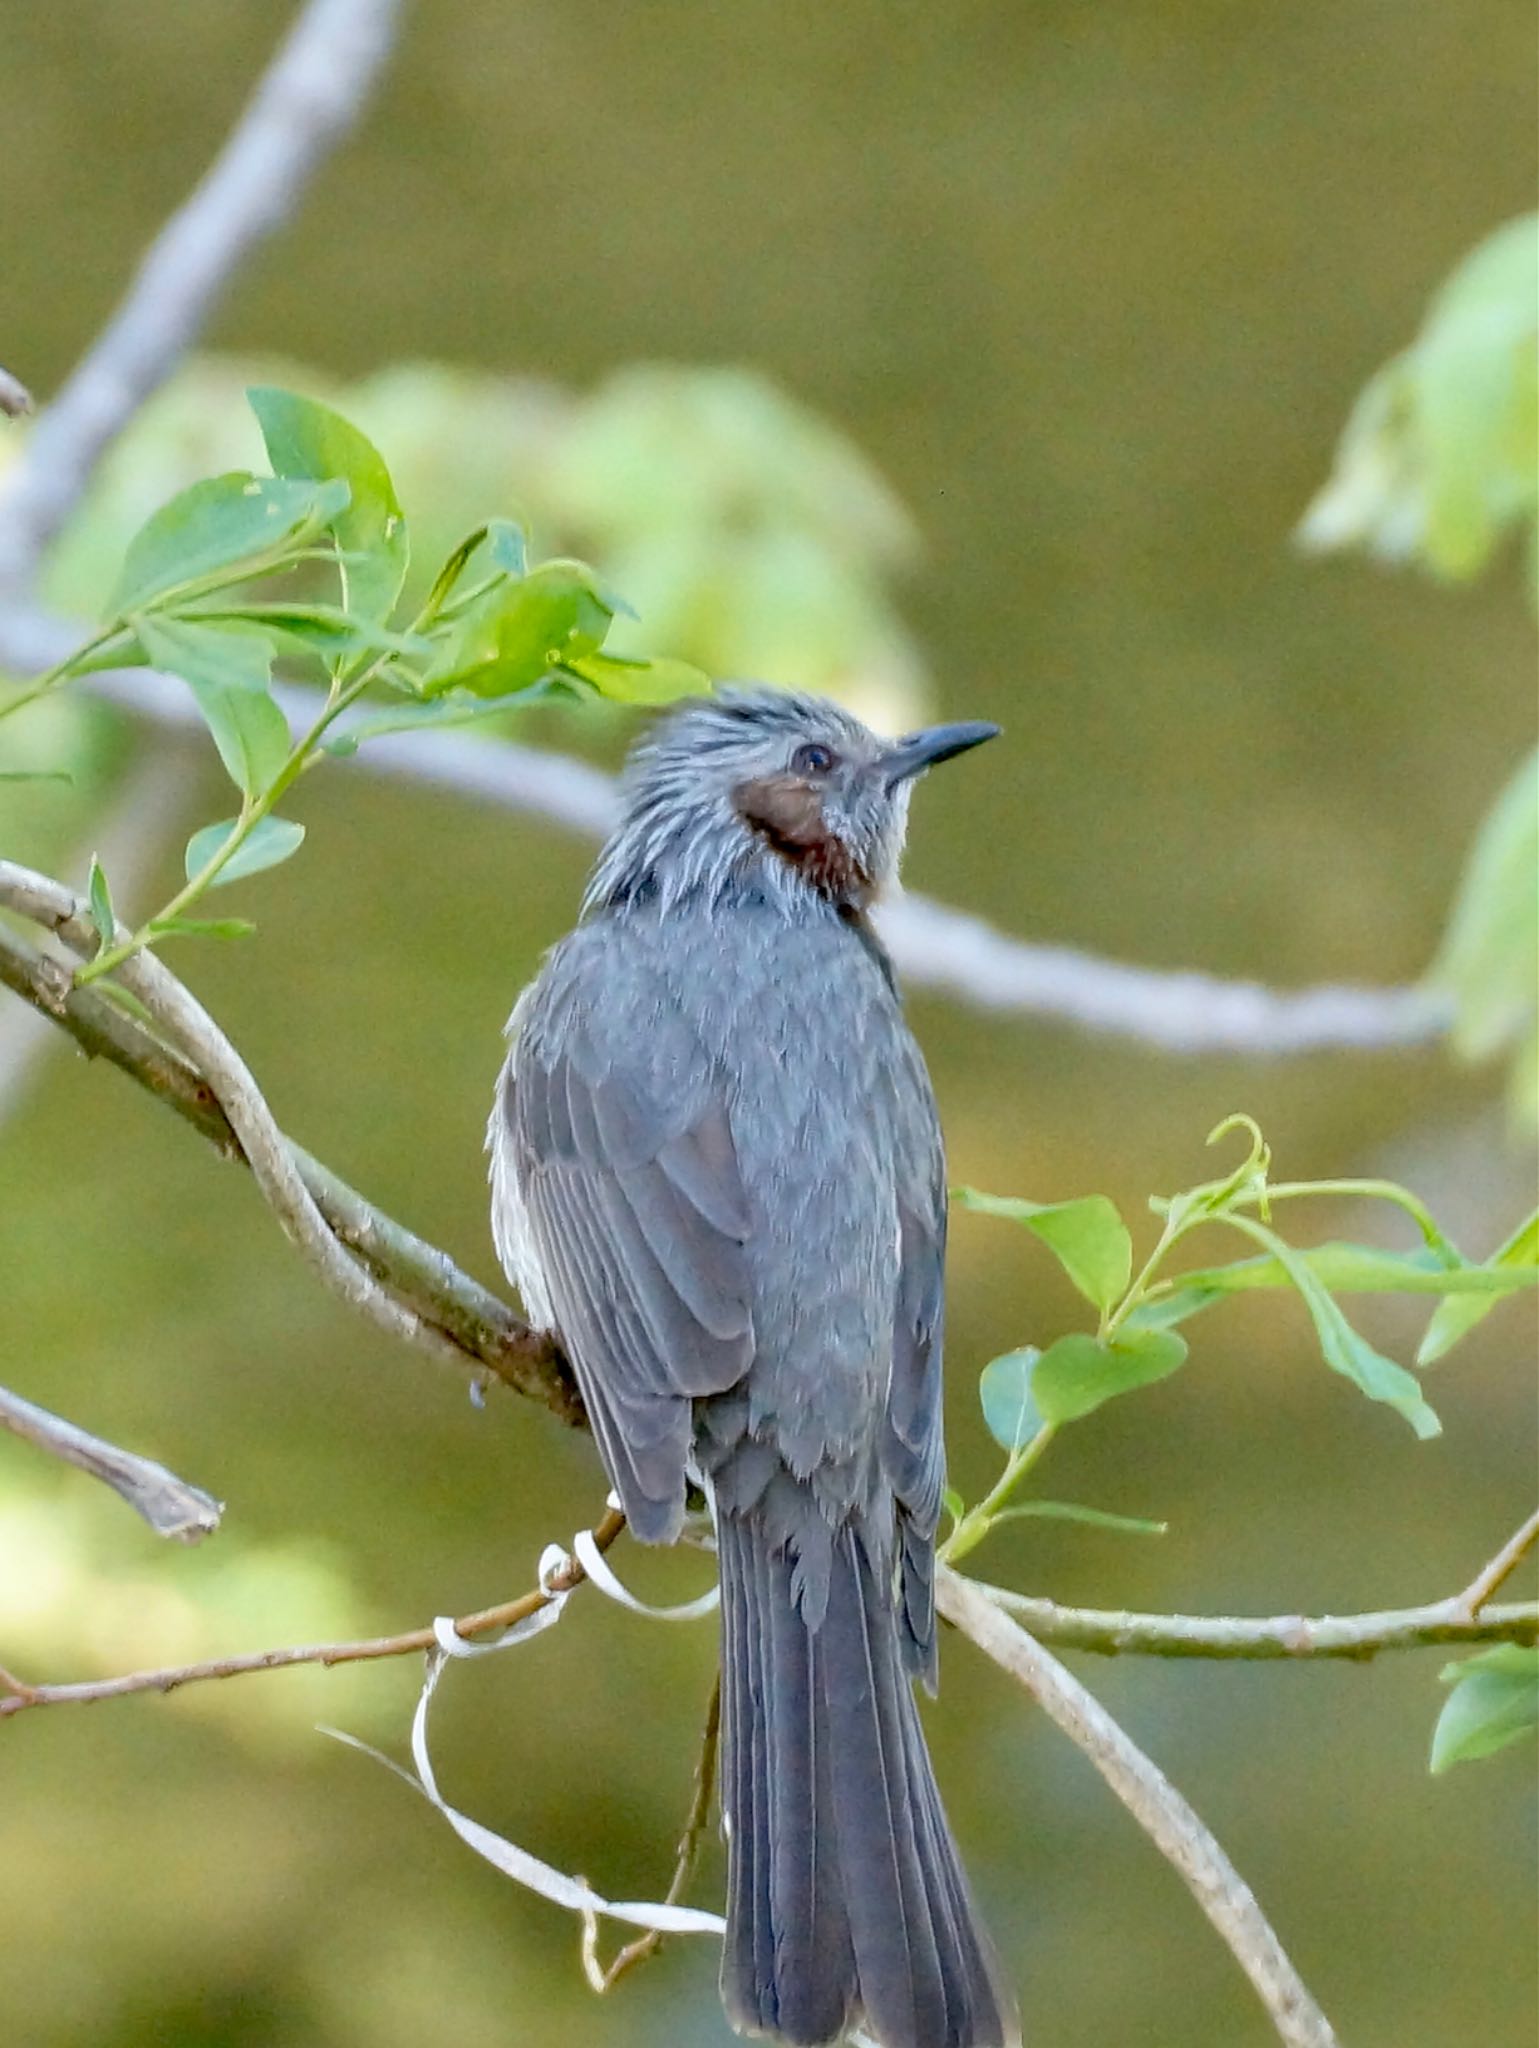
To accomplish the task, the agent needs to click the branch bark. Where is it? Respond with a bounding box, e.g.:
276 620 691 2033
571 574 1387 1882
937 1566 1341 2048
0 1384 220 1542
0 858 580 1422
0 0 402 595
970 1584 1537 1659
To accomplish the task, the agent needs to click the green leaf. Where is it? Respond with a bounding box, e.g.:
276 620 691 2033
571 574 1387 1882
562 648 712 705
85 855 115 952
953 1188 1133 1312
248 388 408 625
1428 748 1539 1074
183 815 306 888
940 1485 965 1530
110 472 351 614
1419 1208 1539 1365
1226 1216 1442 1439
988 1500 1168 1537
424 560 615 698
1431 1645 1539 1773
978 1348 1043 1452
0 768 72 783
146 915 257 942
1168 1242 1535 1300
192 604 432 663
321 678 568 754
1121 1284 1228 1333
1031 1327 1189 1426
137 615 289 799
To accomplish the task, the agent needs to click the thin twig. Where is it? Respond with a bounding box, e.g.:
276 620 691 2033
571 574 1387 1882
1456 1507 1539 1619
0 1383 220 1542
970 1584 1538 1659
937 1567 1340 2048
0 859 580 1420
582 1672 723 1991
0 634 1453 1055
0 1507 625 1717
0 0 401 594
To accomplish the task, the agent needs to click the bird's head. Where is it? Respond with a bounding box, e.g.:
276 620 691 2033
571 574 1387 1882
586 684 999 916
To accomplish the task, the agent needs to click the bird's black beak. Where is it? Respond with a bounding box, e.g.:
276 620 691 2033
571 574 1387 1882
880 720 1001 789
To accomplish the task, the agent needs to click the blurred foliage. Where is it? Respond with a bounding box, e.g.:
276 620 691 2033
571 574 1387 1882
1431 1643 1539 1773
1300 213 1538 591
1301 214 1539 1122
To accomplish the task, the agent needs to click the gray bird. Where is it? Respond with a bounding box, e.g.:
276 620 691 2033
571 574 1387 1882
489 685 1019 2048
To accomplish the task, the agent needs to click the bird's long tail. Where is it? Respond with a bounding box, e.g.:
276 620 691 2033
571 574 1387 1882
716 1510 1019 2048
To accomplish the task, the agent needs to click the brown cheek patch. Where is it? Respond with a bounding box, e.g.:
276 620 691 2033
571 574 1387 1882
733 773 871 900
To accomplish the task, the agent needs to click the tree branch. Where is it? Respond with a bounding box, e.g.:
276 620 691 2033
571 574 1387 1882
0 633 1453 1055
1455 1506 1539 1619
0 1506 625 1717
0 858 580 1423
0 1383 221 1542
0 0 402 595
937 1566 1340 2048
969 1584 1538 1659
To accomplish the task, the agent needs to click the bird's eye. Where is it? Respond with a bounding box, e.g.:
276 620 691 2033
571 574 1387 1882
791 742 837 776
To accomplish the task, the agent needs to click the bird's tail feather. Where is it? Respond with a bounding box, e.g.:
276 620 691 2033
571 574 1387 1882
717 1511 1019 2048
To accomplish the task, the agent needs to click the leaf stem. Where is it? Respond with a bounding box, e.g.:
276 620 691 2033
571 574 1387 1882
941 1423 1059 1565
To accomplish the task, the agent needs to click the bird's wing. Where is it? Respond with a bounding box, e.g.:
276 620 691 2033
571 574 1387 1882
881 1043 949 1687
499 954 755 1542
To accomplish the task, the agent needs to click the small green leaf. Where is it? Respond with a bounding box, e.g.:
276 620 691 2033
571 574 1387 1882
146 915 257 942
978 1347 1043 1452
1226 1216 1441 1439
111 472 351 614
988 1500 1168 1537
321 677 568 754
953 1188 1133 1312
0 768 73 783
1121 1284 1228 1333
86 855 115 952
1168 1242 1534 1300
1419 1208 1539 1365
425 560 615 698
1031 1328 1189 1426
137 615 289 798
193 604 431 662
248 388 408 625
1431 1645 1539 1773
940 1485 965 1530
562 648 712 705
184 816 306 888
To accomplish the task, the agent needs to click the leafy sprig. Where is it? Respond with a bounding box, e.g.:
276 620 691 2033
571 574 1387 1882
943 1115 1537 1568
0 387 709 983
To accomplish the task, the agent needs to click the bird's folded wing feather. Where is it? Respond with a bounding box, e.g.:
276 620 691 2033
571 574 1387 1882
507 996 756 1540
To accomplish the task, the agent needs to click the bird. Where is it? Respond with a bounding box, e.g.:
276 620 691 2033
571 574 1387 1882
488 684 1019 2048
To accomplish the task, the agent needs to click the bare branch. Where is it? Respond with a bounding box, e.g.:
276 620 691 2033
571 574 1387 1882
0 366 33 420
0 1506 625 1717
1455 1506 1539 1619
582 1672 723 1992
0 0 402 594
0 858 580 1422
0 1383 220 1542
937 1566 1340 2048
969 1583 1537 1659
0 640 1450 1056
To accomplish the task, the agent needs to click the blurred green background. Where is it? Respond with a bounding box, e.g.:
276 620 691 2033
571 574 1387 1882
1 4 1535 2046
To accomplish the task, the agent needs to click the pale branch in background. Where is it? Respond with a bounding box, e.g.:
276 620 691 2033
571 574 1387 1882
0 858 580 1421
0 0 402 595
0 1383 220 1542
0 629 1453 1055
0 367 33 420
1456 1506 1539 1619
937 1567 1341 2048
